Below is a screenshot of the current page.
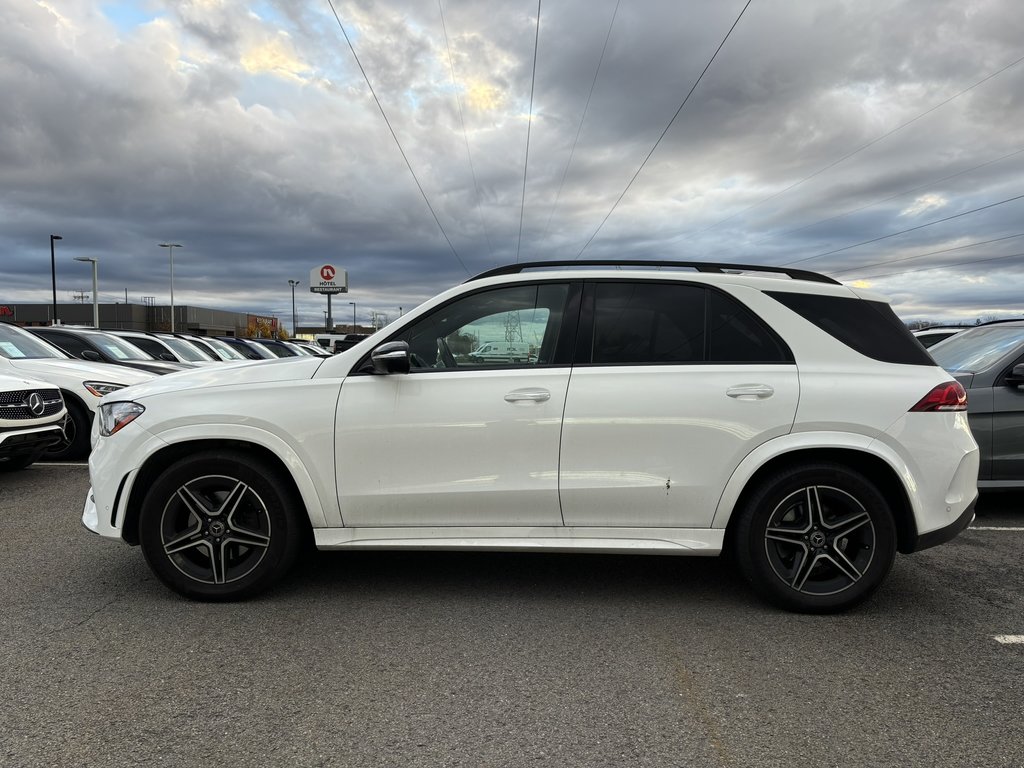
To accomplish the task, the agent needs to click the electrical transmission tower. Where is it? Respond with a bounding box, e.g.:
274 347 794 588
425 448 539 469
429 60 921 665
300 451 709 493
504 311 523 342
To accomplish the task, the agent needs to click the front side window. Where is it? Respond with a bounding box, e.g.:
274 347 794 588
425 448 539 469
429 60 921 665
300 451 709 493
392 283 572 371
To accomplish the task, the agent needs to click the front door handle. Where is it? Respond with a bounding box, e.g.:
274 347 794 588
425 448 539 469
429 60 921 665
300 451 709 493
726 384 775 400
505 388 551 403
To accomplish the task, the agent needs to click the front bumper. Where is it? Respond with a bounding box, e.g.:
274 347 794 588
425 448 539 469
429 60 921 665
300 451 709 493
0 424 64 459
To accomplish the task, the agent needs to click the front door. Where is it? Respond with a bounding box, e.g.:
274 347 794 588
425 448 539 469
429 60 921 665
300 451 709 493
336 281 578 527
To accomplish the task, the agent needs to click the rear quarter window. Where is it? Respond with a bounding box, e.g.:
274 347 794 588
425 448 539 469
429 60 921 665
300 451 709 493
767 291 935 366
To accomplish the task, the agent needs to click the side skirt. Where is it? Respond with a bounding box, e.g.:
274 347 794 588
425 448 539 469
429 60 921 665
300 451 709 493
313 526 724 556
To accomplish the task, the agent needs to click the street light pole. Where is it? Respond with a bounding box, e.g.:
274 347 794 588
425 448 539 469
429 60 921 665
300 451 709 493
158 243 182 332
74 257 99 328
49 234 63 325
349 301 356 333
288 279 299 336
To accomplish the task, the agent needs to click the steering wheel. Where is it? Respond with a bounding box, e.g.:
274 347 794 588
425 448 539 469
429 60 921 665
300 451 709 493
436 336 456 368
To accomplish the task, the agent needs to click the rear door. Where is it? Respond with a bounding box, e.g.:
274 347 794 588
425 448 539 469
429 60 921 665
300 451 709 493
559 281 799 528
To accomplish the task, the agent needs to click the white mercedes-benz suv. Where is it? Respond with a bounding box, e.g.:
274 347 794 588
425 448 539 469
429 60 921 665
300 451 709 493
83 261 979 613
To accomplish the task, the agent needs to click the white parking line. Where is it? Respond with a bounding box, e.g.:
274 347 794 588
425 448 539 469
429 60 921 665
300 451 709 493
969 526 1024 531
993 636 1024 645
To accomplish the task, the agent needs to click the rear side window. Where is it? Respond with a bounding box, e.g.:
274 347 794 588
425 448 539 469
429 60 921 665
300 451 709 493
585 282 792 365
767 291 934 366
591 283 705 364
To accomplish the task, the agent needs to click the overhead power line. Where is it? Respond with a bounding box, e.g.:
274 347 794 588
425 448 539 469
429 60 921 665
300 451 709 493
684 50 1024 243
832 232 1024 276
540 0 621 248
854 249 1024 282
575 0 754 259
325 0 469 274
784 191 1024 266
753 147 1024 247
439 0 494 261
516 0 543 263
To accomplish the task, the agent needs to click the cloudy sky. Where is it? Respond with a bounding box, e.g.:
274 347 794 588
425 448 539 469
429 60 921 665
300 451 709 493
3 0 1023 329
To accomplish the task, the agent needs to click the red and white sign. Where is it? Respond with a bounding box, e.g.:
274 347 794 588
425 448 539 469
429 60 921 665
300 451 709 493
310 264 348 294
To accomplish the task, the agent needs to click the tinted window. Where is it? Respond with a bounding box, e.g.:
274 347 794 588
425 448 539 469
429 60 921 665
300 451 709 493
767 291 934 366
584 283 791 365
707 290 792 363
38 331 92 359
590 283 704 364
393 283 571 371
127 337 169 359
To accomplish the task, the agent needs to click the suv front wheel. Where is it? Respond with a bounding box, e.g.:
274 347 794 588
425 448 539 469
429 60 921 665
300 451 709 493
734 463 897 613
138 451 304 601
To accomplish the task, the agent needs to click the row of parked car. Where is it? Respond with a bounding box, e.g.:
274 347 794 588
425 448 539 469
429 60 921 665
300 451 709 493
0 323 332 470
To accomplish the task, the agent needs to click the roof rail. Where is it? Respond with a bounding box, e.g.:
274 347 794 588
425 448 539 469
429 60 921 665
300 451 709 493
465 260 841 285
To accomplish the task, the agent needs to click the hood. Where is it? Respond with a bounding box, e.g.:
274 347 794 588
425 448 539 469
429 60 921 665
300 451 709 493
0 372 58 390
7 357 155 386
109 355 324 402
115 359 193 375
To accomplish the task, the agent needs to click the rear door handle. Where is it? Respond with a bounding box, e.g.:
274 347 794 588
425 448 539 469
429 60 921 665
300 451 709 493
726 384 774 400
505 388 551 403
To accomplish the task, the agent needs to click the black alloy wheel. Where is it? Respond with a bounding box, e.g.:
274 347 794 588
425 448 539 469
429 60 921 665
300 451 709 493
138 451 304 600
44 401 90 460
734 463 897 613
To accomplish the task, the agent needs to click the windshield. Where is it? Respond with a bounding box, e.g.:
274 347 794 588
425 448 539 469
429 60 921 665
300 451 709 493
158 336 214 362
91 333 154 361
199 338 247 361
929 326 1024 373
0 324 70 359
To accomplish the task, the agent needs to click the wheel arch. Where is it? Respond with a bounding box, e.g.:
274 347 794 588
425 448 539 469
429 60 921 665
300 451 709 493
120 438 318 546
717 444 918 555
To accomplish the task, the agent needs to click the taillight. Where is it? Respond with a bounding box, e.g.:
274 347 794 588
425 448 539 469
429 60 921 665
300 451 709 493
909 381 967 412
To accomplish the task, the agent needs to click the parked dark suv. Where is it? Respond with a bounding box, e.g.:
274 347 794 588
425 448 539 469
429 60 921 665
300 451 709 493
29 327 190 376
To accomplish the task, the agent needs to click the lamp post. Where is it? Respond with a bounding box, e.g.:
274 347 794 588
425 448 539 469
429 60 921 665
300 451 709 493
349 301 356 333
288 279 299 336
323 310 328 333
73 257 99 328
158 243 182 332
49 234 63 325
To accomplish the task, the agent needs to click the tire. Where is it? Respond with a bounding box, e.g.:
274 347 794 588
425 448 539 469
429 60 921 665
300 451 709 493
0 450 44 472
45 401 91 460
138 451 305 601
733 463 897 614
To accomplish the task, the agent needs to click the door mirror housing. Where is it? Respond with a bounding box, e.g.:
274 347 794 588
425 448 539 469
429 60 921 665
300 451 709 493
159 352 178 362
1006 363 1024 387
371 341 411 375
81 350 103 362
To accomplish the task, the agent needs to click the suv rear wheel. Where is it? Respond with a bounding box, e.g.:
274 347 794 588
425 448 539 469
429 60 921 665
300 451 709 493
138 451 304 601
734 463 897 613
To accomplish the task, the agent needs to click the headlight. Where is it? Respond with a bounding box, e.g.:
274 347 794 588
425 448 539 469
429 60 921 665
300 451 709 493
98 401 145 436
84 381 127 397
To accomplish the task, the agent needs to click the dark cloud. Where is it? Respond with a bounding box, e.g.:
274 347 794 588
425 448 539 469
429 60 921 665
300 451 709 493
2 0 1023 328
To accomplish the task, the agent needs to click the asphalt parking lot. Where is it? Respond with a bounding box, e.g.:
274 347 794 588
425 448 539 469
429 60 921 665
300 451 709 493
2 464 1023 768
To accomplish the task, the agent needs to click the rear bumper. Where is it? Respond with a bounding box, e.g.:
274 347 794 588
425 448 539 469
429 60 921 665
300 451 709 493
907 494 977 553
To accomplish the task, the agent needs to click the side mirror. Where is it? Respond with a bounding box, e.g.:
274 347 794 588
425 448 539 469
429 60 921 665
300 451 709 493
159 352 178 362
371 341 411 375
81 350 103 362
1006 363 1024 387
